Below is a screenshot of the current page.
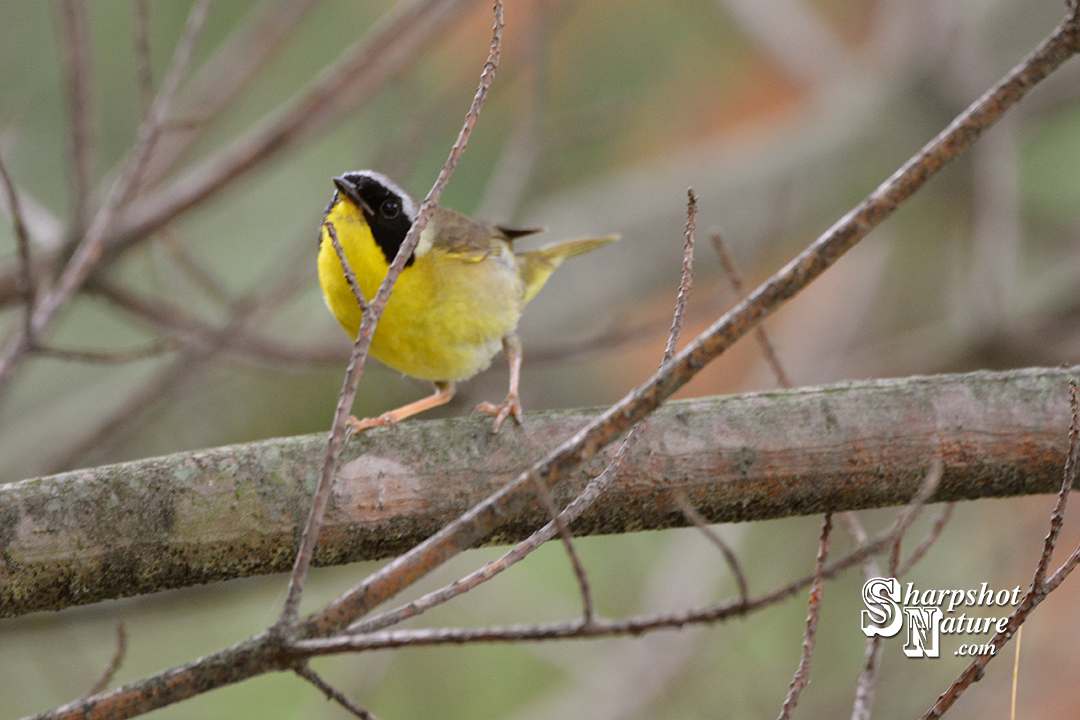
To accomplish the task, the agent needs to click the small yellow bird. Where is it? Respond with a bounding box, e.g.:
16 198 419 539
318 170 617 433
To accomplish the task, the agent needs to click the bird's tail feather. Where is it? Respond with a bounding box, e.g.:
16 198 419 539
517 234 619 305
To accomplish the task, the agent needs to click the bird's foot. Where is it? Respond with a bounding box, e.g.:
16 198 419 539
471 393 523 434
345 413 396 435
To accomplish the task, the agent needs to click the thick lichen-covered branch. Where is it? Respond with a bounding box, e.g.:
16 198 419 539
2 366 1075 618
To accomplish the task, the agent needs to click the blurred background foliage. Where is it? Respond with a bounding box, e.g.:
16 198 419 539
2 0 1080 718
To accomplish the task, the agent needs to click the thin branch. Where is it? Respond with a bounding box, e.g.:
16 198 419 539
844 511 883 720
0 0 215 392
58 0 97 236
851 631 884 720
0 154 34 333
293 662 379 720
1033 378 1079 591
296 464 944 658
667 189 696 358
111 0 476 247
895 503 954 578
1010 626 1022 720
711 231 792 388
276 0 505 628
531 470 595 624
31 340 180 364
324 220 367 312
674 494 749 606
133 0 155 119
852 490 953 720
778 513 832 720
86 623 127 697
138 0 320 186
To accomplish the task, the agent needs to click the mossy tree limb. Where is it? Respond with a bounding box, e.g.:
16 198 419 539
1 366 1076 618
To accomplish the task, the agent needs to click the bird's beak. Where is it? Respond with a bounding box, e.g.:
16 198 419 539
333 176 374 215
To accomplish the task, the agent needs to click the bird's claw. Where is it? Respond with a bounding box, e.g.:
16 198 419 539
345 413 396 435
471 394 522 434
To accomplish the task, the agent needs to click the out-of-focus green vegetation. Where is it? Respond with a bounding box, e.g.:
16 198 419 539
3 1 1080 718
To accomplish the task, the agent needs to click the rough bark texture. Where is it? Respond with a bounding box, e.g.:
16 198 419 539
1 366 1075 618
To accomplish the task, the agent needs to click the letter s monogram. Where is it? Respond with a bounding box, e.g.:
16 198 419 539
862 577 902 637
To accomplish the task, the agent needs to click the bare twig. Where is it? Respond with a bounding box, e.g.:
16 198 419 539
673 494 749 605
276 0 505 628
711 231 792 388
294 662 379 720
531 471 595 624
155 227 237 309
1010 625 1022 720
297 464 945 658
0 154 34 332
31 340 179 364
778 513 832 720
324 220 367 313
0 0 215 392
849 481 952 720
86 623 127 696
1033 378 1080 590
112 0 475 246
895 503 954 578
58 0 96 236
133 0 155 119
851 631 884 720
667 189 697 358
530 187 700 626
844 511 882 720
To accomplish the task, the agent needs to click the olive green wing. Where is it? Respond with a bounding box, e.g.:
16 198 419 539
426 209 525 261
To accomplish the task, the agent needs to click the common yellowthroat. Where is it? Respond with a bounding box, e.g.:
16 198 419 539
318 170 617 433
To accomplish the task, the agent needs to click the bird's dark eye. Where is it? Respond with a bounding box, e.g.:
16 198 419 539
380 199 401 219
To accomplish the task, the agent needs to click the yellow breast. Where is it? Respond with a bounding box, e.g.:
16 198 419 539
318 201 524 382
